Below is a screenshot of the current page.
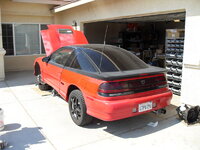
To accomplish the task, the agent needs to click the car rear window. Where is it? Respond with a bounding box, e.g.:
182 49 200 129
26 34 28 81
83 45 148 72
58 29 73 34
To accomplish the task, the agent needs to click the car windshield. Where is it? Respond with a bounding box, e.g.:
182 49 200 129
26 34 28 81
81 44 148 72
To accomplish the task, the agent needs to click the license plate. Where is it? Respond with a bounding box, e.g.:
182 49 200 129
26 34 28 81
138 101 152 112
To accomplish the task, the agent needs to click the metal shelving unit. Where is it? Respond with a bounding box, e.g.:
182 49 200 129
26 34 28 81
165 29 184 96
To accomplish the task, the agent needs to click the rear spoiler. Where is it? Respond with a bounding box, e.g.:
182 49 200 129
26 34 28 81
99 66 167 81
65 66 167 81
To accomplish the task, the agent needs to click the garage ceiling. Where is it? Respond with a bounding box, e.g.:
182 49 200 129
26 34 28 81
108 12 185 23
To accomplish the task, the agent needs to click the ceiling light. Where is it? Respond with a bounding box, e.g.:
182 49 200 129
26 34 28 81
54 0 95 13
174 19 180 22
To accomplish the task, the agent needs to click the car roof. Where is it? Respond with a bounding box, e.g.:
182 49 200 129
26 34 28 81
56 44 166 80
67 44 149 72
72 44 126 53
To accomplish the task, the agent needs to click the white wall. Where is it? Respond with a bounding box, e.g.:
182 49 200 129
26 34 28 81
55 0 200 105
181 3 200 105
0 7 6 80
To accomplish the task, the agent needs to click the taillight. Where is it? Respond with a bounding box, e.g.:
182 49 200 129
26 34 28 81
98 74 167 97
98 82 134 97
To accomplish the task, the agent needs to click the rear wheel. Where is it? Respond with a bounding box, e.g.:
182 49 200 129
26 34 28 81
68 90 93 126
37 74 51 91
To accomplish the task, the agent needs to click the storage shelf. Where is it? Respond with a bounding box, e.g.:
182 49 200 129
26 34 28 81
165 29 184 96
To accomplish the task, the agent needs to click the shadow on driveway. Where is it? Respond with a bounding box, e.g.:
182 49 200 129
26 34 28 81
85 104 180 138
0 124 46 150
4 71 36 88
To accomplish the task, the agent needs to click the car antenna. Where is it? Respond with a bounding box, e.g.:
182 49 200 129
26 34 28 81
99 24 109 71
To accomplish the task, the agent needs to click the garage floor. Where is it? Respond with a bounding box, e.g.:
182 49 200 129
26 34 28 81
0 71 200 150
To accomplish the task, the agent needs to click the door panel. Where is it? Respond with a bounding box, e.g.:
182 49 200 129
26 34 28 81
42 47 74 92
43 62 63 92
59 70 70 99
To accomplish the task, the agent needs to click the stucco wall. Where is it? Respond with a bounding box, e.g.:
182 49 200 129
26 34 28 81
55 0 187 26
55 0 200 105
4 55 45 72
181 5 200 105
0 0 54 72
0 0 54 23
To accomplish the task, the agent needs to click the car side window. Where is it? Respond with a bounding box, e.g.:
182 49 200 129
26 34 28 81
65 51 76 67
70 50 97 72
50 48 73 66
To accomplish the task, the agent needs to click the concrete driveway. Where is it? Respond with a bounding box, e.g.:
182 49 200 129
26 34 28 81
0 71 200 150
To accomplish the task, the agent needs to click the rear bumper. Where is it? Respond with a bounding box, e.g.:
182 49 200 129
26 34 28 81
86 90 172 121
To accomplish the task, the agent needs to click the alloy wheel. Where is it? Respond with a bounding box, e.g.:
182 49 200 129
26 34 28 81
70 96 82 121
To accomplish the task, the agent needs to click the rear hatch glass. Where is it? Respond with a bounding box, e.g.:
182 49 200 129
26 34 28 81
81 45 148 72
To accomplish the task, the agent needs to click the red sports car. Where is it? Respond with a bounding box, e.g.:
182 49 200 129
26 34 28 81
34 25 172 126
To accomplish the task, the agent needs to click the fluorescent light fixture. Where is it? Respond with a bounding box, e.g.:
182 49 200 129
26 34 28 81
54 0 95 13
174 19 180 22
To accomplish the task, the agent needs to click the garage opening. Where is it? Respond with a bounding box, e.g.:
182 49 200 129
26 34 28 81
84 12 185 96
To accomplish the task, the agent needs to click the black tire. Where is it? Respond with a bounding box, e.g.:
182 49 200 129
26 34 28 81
37 74 51 91
68 90 93 126
38 83 51 91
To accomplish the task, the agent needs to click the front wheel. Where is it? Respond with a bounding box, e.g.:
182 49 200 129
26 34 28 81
68 90 93 126
37 74 51 91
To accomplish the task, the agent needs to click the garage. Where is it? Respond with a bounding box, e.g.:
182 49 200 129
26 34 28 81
84 12 185 96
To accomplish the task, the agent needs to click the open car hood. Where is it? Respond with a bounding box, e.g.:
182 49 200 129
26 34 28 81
41 25 88 56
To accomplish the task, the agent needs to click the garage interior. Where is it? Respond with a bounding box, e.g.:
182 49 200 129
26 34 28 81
84 12 185 96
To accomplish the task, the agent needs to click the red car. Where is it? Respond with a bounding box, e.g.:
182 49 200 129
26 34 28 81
34 25 172 126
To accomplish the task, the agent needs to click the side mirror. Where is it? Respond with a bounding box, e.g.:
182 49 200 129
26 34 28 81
42 57 50 63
